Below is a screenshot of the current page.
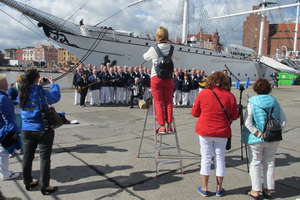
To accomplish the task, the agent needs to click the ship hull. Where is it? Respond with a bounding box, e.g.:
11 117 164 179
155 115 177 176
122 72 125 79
49 28 271 82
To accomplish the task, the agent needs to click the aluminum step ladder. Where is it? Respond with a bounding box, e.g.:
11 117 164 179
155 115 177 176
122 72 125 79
137 97 183 177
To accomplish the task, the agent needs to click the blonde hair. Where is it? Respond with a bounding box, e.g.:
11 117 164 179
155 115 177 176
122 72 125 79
155 26 169 42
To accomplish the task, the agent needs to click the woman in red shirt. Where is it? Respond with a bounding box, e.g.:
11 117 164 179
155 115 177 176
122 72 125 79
191 71 238 197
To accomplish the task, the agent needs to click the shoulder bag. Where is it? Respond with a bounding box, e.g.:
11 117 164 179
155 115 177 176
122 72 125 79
39 89 63 131
211 89 232 150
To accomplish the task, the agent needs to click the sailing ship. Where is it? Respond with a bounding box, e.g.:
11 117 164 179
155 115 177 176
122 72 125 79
0 0 299 82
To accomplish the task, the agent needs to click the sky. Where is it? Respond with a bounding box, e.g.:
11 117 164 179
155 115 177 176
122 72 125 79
0 0 298 51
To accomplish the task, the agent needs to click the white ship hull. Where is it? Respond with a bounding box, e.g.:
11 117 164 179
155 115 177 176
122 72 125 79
51 28 269 82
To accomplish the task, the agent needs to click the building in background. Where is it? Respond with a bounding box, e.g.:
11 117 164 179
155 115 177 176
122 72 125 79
57 48 79 67
187 28 222 52
3 48 17 60
22 46 35 66
243 5 300 58
16 49 23 61
34 44 58 67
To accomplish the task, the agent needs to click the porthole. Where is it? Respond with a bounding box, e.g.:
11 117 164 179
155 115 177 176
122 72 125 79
203 51 205 54
238 73 240 76
146 42 148 46
179 48 182 51
254 74 257 77
245 74 247 76
188 49 190 52
128 40 131 43
196 50 198 53
210 52 212 55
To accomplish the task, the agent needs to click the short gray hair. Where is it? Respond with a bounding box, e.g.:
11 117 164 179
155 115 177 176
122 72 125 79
0 74 7 83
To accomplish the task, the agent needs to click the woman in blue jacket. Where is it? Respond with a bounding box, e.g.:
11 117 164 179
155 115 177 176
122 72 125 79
242 78 286 199
19 69 61 195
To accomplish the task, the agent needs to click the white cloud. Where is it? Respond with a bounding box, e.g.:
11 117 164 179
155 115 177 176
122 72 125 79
0 0 298 51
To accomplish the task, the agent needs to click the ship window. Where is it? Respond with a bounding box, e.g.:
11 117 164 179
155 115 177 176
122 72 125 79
128 40 131 43
179 48 182 51
203 51 205 54
145 42 148 46
188 49 190 52
210 52 212 55
196 50 198 53
238 73 240 76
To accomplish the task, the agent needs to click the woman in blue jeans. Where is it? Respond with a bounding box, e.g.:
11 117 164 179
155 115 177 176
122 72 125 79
19 69 61 195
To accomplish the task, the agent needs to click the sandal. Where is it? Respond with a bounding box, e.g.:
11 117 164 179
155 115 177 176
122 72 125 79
246 190 260 200
262 190 271 199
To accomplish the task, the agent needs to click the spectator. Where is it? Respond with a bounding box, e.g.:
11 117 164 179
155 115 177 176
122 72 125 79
191 71 239 197
242 78 286 199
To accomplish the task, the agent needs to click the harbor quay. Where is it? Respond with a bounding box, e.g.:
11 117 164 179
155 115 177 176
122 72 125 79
1 85 300 200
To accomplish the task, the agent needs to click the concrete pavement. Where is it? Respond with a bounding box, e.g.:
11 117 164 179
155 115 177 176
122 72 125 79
1 85 300 200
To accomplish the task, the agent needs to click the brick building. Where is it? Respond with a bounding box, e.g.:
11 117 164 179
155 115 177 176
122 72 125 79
188 28 222 51
268 23 300 57
243 5 300 57
243 6 270 56
34 44 58 67
57 48 79 67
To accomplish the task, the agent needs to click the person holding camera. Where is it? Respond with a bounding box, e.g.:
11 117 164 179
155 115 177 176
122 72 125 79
19 69 61 195
242 78 286 199
191 71 238 197
0 74 21 181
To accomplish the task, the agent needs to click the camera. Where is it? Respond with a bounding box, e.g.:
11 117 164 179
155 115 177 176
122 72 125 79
41 77 48 83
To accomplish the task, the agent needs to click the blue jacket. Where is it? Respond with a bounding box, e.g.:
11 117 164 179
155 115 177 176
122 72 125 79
242 94 280 144
19 84 61 132
182 80 191 92
0 90 21 153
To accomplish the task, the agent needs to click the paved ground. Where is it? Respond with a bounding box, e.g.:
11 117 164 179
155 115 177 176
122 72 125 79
1 85 300 200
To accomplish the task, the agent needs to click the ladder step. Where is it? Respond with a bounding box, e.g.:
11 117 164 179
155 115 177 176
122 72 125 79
156 132 176 135
157 160 182 166
156 145 178 151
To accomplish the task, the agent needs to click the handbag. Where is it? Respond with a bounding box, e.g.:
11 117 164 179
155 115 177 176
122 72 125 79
39 89 64 131
138 99 148 109
211 89 232 150
258 106 282 142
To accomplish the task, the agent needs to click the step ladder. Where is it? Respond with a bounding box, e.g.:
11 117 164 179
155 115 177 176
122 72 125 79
137 97 183 177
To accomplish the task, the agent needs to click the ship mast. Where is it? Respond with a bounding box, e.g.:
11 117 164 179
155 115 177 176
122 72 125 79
294 0 300 53
182 0 189 44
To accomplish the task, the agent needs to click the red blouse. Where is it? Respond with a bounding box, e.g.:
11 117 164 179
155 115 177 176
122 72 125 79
191 87 239 138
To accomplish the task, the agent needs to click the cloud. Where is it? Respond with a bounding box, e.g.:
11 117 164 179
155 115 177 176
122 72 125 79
0 0 298 51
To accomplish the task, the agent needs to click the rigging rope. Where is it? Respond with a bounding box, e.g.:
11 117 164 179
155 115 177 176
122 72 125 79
53 28 109 82
0 9 45 39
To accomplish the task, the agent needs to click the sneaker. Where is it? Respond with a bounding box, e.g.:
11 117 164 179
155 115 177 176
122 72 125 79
157 127 167 134
168 128 173 133
197 186 208 197
17 149 23 155
216 189 225 197
3 172 20 180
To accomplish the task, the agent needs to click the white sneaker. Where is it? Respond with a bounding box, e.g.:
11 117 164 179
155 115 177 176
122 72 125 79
3 172 20 180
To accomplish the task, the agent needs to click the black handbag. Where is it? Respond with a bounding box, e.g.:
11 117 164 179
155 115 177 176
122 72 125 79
261 107 282 142
211 89 232 150
39 90 63 131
